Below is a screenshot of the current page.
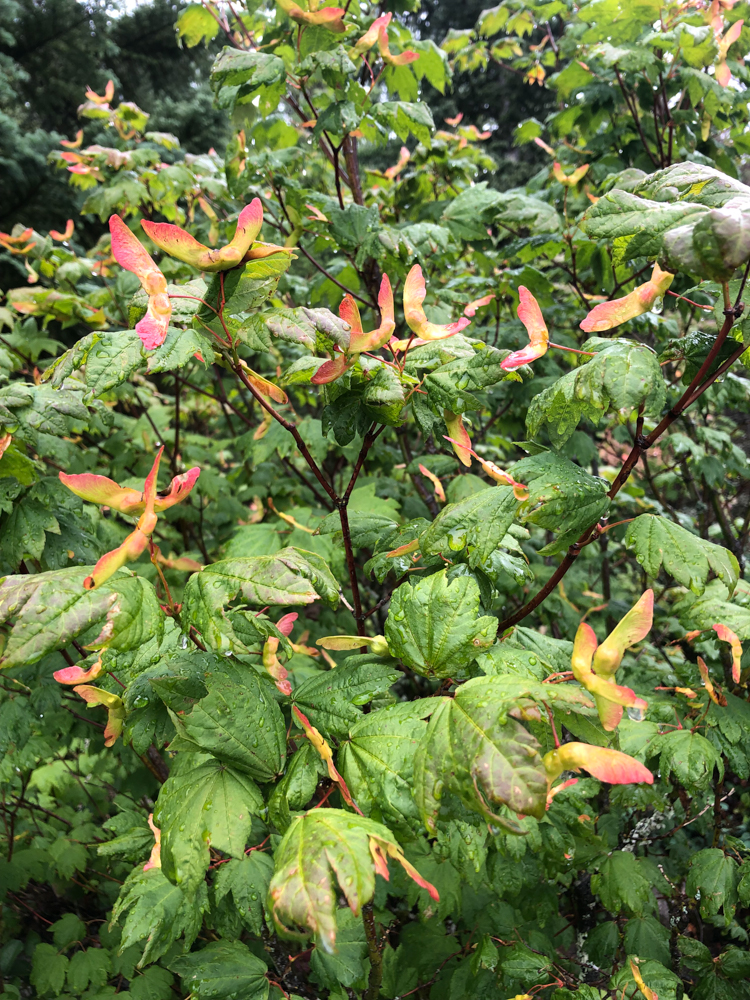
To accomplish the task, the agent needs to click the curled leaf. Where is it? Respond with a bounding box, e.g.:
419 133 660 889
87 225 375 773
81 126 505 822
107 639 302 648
444 411 472 467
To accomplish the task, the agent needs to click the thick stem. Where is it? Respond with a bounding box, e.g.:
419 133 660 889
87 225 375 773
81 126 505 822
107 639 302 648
338 502 365 637
343 134 365 206
141 745 169 783
362 902 383 1000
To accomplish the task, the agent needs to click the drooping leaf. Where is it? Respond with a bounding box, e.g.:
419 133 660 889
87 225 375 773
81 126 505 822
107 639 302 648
650 729 723 792
512 452 610 554
337 700 434 830
169 940 269 1000
213 853 275 937
686 848 739 919
267 808 436 953
591 851 653 918
167 666 286 781
292 655 400 737
413 684 547 833
624 514 739 596
154 755 264 892
182 547 338 652
112 867 208 966
419 485 520 564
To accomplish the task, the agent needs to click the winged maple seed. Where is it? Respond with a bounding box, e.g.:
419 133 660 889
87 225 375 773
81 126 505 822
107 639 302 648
0 227 36 255
552 162 590 186
630 958 659 1000
276 0 346 32
312 274 395 384
544 743 654 786
141 197 293 272
715 17 743 86
399 264 471 345
262 636 292 696
698 656 727 707
580 262 675 332
292 706 361 810
49 219 74 242
72 685 125 747
443 411 472 467
713 622 743 683
570 590 652 730
59 447 200 589
501 286 549 370
316 634 390 654
443 434 529 500
464 293 495 317
53 654 104 686
143 814 161 872
109 215 171 349
348 11 418 63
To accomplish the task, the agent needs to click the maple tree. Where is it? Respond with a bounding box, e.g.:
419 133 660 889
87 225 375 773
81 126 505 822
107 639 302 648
1 2 750 999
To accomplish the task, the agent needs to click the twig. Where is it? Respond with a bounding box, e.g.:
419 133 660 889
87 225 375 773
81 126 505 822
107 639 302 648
496 299 744 632
297 245 375 308
614 66 661 168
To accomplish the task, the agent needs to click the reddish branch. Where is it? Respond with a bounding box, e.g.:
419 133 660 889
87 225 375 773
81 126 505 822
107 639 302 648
496 301 746 633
